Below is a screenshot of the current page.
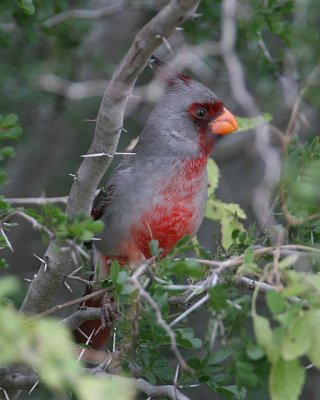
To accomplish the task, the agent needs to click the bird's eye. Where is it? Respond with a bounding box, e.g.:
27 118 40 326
195 108 207 119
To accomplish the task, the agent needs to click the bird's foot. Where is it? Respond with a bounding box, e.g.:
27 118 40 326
101 293 119 328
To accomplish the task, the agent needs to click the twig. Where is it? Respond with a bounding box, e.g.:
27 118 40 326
169 294 209 327
188 244 320 270
14 210 53 239
129 271 193 374
0 228 14 253
62 307 102 330
43 1 158 28
33 288 109 320
5 196 68 205
0 370 190 400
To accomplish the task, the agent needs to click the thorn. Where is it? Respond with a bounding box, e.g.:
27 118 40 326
156 34 174 54
3 222 17 227
70 250 79 267
175 27 184 31
69 173 78 180
92 237 102 241
82 118 97 122
24 278 32 282
33 273 37 279
179 384 200 389
121 127 128 133
112 328 117 353
33 253 48 271
0 228 14 253
81 152 113 158
81 151 136 158
68 265 83 277
127 94 141 100
64 279 73 293
95 324 103 336
114 152 136 156
0 388 10 400
77 328 96 362
76 327 90 341
174 363 180 385
192 13 202 19
28 380 39 395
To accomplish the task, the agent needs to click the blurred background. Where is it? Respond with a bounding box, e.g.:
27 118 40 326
0 0 319 398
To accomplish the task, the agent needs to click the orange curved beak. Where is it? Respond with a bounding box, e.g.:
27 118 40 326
209 108 238 135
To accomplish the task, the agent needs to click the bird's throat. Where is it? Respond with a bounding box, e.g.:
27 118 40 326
197 126 219 157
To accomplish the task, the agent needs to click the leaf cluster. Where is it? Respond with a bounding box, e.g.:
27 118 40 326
0 276 135 400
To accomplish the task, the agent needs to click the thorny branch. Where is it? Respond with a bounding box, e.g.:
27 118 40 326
129 264 194 374
0 243 316 394
0 368 191 400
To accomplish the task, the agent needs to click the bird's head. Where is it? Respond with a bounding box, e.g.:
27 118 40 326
140 56 238 158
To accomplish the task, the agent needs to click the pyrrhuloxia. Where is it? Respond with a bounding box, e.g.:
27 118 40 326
74 57 238 350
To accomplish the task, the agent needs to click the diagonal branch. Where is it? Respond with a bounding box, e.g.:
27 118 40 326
20 0 200 315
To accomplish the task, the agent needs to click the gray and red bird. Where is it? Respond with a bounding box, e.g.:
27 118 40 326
75 57 238 350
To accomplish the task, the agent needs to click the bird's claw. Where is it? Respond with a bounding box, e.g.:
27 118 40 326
101 293 119 328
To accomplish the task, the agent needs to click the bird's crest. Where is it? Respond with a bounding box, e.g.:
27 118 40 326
149 55 191 87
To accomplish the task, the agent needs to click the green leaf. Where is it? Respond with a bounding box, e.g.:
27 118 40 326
207 157 220 195
1 113 18 126
305 310 320 367
208 346 233 364
253 315 277 362
269 358 305 400
16 0 35 15
0 147 16 161
170 259 203 279
208 284 227 311
217 385 247 400
110 261 120 284
246 343 265 361
236 113 272 132
0 276 20 298
266 291 287 314
243 246 254 264
117 270 128 284
0 171 7 186
175 328 202 349
120 283 136 295
0 126 23 140
0 259 9 269
281 313 311 360
149 239 161 256
205 199 247 249
77 376 135 400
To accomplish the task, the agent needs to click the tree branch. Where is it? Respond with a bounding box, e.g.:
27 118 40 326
20 0 199 315
220 0 281 232
0 369 191 400
43 1 159 28
5 195 68 205
133 376 191 400
62 307 102 330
